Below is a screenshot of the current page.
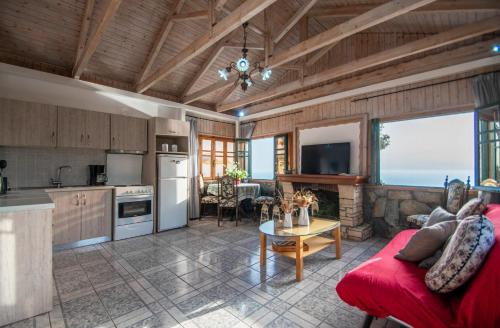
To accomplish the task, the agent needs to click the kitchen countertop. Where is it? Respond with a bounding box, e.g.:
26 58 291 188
0 189 55 212
0 185 116 212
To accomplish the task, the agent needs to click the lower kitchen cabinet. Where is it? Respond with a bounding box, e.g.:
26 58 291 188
49 189 112 246
81 190 112 240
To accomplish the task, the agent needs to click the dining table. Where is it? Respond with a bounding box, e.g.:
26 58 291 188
206 182 261 202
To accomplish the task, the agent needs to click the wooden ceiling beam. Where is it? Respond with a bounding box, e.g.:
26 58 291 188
184 0 437 102
136 0 277 93
72 0 122 78
220 7 265 36
242 40 500 116
216 82 239 105
75 0 95 65
309 1 500 18
266 0 438 69
273 0 318 44
181 39 227 99
216 16 500 112
172 10 208 22
136 0 186 84
305 42 338 67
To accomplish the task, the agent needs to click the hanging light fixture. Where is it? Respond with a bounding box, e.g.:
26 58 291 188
218 22 272 91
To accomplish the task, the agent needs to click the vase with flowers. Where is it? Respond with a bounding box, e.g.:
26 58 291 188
225 163 248 184
278 190 294 228
293 189 318 226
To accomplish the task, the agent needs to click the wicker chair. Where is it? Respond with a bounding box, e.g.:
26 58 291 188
217 175 240 226
407 176 470 227
199 175 218 219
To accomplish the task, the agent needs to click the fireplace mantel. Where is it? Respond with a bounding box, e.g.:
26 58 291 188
277 174 368 185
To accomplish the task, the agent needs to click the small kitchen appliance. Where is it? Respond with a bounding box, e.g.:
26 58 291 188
88 165 107 185
0 160 7 194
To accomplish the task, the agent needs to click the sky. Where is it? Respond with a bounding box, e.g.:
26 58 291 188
380 112 475 171
251 137 274 179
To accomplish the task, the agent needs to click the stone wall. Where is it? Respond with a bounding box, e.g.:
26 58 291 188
364 186 444 238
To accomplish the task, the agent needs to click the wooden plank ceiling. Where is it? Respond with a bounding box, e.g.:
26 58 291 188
0 0 499 116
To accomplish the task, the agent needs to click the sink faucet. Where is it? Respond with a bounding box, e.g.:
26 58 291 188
50 165 72 188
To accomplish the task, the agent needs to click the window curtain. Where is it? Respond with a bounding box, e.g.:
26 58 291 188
240 122 256 139
186 117 200 219
370 119 381 184
472 72 500 108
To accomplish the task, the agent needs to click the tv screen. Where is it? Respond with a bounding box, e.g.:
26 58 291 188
301 143 350 175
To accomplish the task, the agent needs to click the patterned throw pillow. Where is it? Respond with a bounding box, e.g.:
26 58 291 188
456 198 485 221
423 207 456 227
425 215 495 293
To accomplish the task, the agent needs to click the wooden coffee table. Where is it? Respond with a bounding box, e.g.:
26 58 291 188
259 217 341 281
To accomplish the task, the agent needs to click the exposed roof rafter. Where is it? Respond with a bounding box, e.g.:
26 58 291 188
273 0 318 44
72 0 122 78
136 0 278 93
217 15 500 112
135 0 186 84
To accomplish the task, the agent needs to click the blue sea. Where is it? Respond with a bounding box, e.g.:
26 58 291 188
381 169 474 187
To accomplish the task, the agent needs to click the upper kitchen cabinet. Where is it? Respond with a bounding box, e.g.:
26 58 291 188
110 114 148 152
0 98 57 147
57 107 110 149
154 118 189 137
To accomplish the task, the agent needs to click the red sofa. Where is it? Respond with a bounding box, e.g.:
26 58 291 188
336 204 500 328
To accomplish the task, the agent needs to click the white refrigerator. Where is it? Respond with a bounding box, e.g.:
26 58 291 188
157 154 188 231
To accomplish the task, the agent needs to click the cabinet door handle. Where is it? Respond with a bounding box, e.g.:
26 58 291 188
87 134 90 145
51 131 55 141
82 193 87 206
75 193 80 206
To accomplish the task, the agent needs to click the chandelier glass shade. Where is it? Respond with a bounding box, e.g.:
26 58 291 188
218 22 272 92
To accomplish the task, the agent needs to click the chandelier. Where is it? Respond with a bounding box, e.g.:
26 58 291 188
218 22 272 91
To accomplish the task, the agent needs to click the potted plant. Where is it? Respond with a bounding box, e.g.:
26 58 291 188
225 163 248 184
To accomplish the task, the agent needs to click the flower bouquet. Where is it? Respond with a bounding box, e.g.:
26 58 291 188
293 189 318 226
277 189 294 228
225 163 248 184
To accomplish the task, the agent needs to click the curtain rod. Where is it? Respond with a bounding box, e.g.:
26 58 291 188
186 115 235 125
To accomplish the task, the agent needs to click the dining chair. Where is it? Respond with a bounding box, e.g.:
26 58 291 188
217 175 240 226
199 175 218 219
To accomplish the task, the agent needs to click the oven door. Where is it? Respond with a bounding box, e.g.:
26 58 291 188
115 195 153 226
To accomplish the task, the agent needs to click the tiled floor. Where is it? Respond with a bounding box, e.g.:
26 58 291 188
4 218 401 328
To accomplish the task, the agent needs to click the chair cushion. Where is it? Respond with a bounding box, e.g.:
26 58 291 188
395 220 458 262
254 196 274 205
219 198 236 208
425 214 495 293
201 195 218 204
407 214 430 227
456 198 485 221
424 207 456 227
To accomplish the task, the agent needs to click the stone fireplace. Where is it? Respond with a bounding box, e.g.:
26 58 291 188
278 174 372 241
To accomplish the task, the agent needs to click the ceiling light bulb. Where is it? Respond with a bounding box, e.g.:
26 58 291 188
238 111 245 117
218 68 229 81
493 45 500 53
236 58 250 72
246 79 252 87
261 68 272 81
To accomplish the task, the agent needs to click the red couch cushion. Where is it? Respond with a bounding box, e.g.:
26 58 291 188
336 204 500 328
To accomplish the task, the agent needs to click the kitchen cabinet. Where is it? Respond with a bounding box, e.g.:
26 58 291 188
51 191 82 245
110 114 147 151
49 189 112 246
80 190 112 240
57 107 110 149
0 98 57 147
154 118 189 137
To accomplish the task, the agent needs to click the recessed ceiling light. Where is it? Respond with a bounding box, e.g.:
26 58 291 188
238 111 245 117
492 44 500 53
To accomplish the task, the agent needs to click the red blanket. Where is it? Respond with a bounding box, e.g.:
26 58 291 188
336 204 500 328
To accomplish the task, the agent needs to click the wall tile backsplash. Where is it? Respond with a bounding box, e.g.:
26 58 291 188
0 147 106 189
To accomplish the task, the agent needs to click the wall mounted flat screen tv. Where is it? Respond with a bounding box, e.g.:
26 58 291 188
301 143 350 175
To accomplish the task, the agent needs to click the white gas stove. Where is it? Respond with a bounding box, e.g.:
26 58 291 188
113 185 154 240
